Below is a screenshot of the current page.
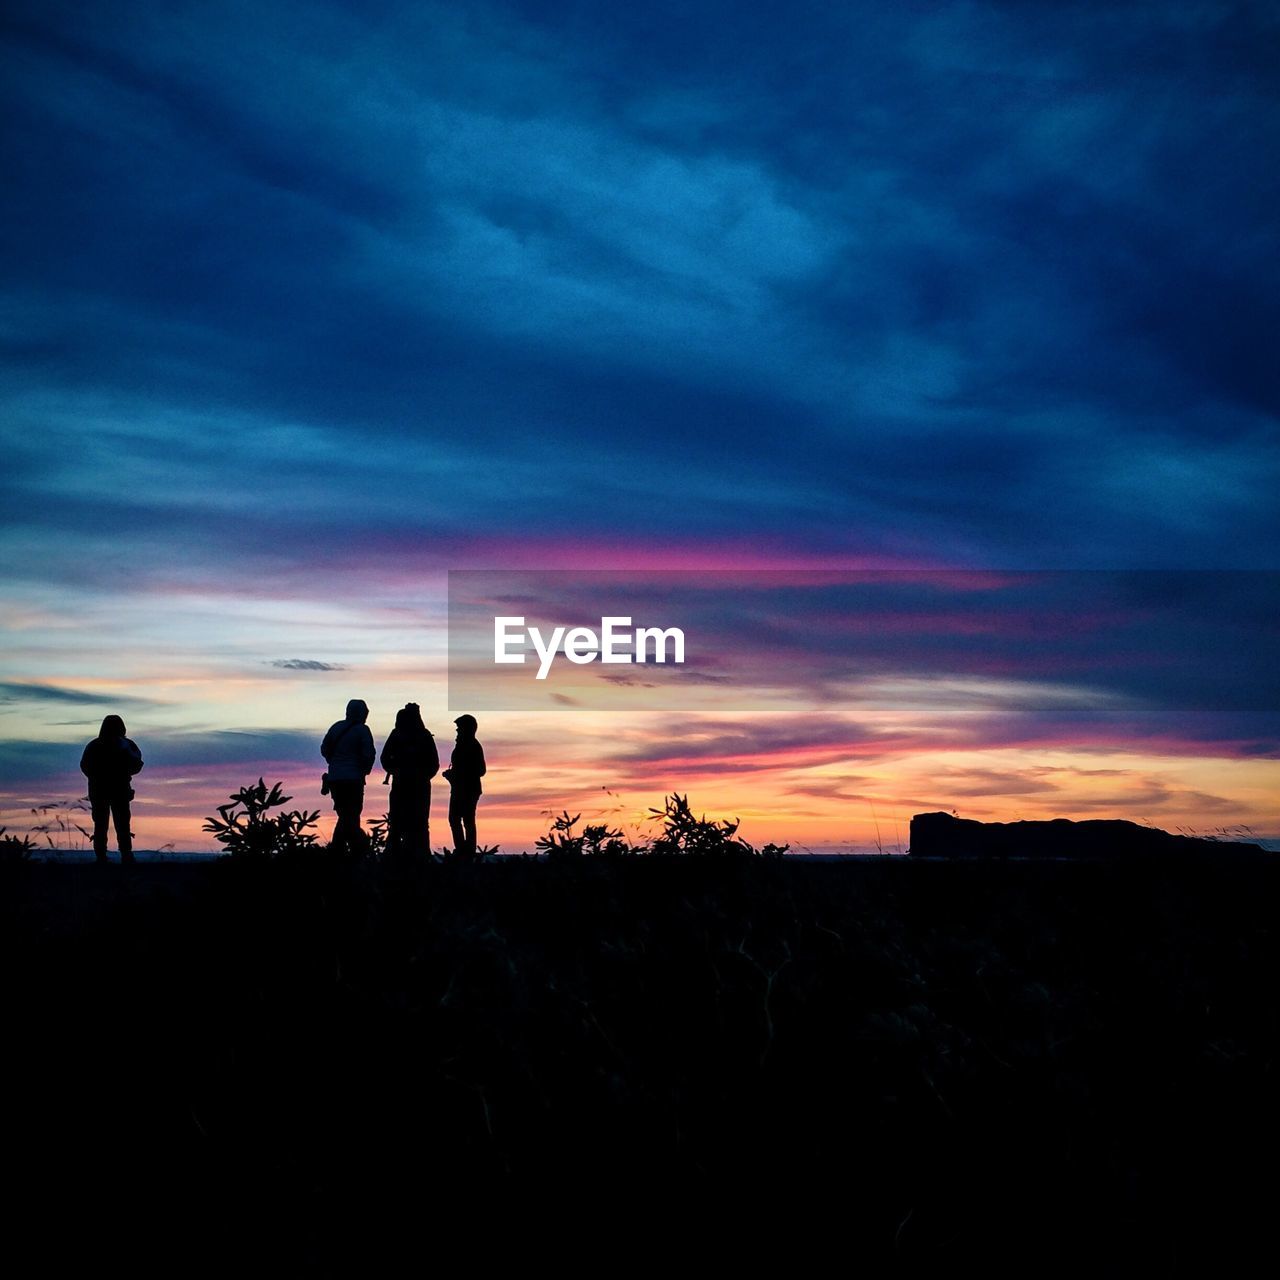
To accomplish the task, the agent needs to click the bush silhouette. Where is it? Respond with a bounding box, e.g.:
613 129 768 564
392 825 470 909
646 792 787 858
203 779 321 858
535 811 637 859
535 794 788 859
0 826 35 864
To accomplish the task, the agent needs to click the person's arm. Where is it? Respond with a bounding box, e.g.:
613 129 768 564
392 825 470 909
425 734 439 779
360 726 376 777
124 739 144 775
320 725 335 761
379 730 397 774
474 743 487 778
79 742 93 777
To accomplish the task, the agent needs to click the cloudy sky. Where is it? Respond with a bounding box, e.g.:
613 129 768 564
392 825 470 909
1 0 1276 850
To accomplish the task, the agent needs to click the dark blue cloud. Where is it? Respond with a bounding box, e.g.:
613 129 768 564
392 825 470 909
0 0 1276 585
145 730 319 768
0 681 156 706
0 728 318 784
0 739 83 783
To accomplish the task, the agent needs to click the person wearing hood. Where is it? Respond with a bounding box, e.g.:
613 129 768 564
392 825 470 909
321 699 377 855
442 713 486 858
80 714 144 865
379 702 439 859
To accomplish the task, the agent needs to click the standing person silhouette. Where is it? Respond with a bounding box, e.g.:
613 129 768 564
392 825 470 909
321 699 376 856
443 714 486 858
379 703 439 860
80 714 144 865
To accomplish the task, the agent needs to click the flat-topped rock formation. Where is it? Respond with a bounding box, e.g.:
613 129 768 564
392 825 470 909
909 811 1268 860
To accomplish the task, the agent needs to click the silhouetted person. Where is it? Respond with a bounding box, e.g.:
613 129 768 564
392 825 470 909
80 714 143 865
379 702 439 860
321 699 376 856
443 713 486 857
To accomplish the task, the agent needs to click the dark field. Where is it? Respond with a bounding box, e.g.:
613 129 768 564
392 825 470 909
4 854 1276 1270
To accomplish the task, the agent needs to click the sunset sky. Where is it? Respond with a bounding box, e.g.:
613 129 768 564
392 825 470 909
1 1 1276 852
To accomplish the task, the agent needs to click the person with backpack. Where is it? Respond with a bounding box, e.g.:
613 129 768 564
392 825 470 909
80 714 144 865
379 703 439 860
443 713 486 858
321 699 376 855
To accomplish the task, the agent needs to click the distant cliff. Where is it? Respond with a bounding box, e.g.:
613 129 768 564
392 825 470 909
909 811 1268 859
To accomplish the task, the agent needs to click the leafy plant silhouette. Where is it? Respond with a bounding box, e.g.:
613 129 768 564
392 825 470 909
203 779 320 858
535 795 787 859
647 793 771 858
535 811 637 860
0 826 36 864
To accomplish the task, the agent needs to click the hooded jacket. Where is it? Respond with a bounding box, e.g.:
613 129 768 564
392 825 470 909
321 700 377 783
80 737 144 793
380 726 439 788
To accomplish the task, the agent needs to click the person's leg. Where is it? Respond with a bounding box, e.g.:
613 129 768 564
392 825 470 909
423 781 431 856
451 795 477 856
448 791 467 855
463 797 478 856
112 793 134 864
90 790 110 862
408 790 429 858
386 786 403 857
329 793 344 854
335 802 353 852
333 781 368 856
335 810 355 853
389 787 427 862
349 783 368 854
331 781 357 853
419 807 430 858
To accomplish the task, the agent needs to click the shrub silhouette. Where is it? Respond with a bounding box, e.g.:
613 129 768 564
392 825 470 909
0 826 35 864
646 792 787 858
203 779 320 858
535 795 788 859
535 811 637 859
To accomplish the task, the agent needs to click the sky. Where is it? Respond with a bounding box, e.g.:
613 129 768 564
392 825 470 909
1 0 1276 852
